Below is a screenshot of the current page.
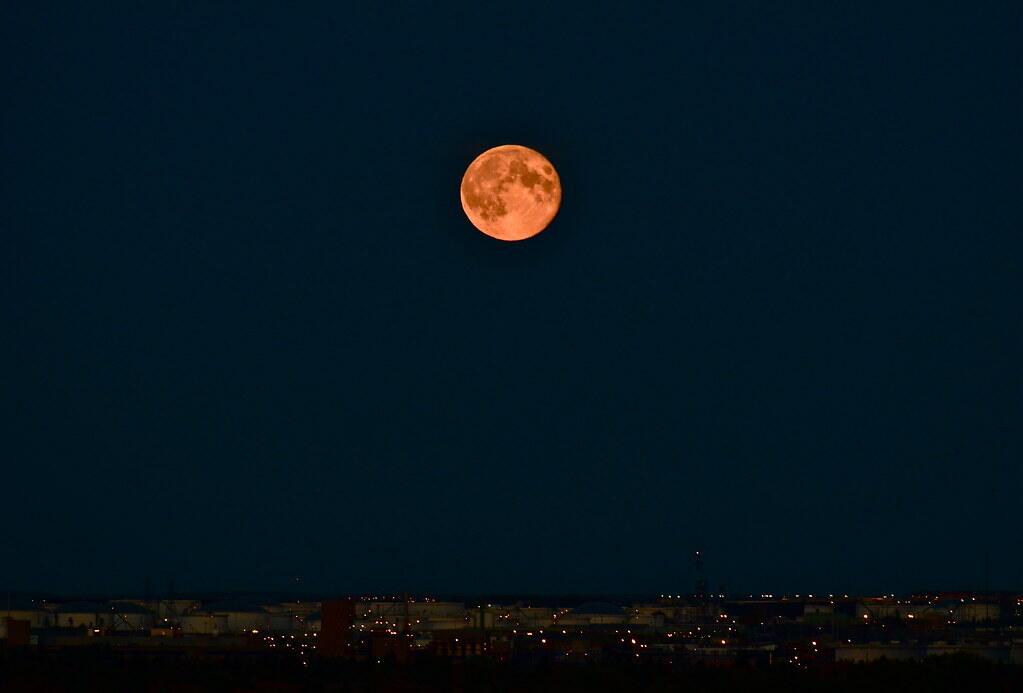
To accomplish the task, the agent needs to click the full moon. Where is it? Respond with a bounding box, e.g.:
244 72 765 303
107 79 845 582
460 144 562 241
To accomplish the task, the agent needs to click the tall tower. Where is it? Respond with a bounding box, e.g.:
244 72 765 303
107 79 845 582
693 551 707 602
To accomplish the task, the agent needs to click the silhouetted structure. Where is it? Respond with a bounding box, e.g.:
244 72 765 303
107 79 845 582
3 618 30 648
319 599 354 657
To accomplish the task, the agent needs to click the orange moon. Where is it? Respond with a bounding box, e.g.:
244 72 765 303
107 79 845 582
460 144 562 241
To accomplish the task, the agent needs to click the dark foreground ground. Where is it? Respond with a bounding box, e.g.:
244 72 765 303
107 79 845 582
0 651 1018 687
1 652 1021 693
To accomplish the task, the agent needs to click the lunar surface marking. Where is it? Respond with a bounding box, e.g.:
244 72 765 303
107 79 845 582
460 145 562 241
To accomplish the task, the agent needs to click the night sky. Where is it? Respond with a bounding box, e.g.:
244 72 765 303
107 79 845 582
4 3 1020 596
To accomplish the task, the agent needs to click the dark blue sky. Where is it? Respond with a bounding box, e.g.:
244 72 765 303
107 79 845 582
4 3 1020 595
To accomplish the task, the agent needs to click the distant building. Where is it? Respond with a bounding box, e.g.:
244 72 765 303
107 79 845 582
320 600 355 657
179 613 229 635
835 642 1017 663
200 601 270 633
559 602 626 626
855 598 1001 623
357 600 467 632
52 602 153 632
1 598 50 629
495 605 555 630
